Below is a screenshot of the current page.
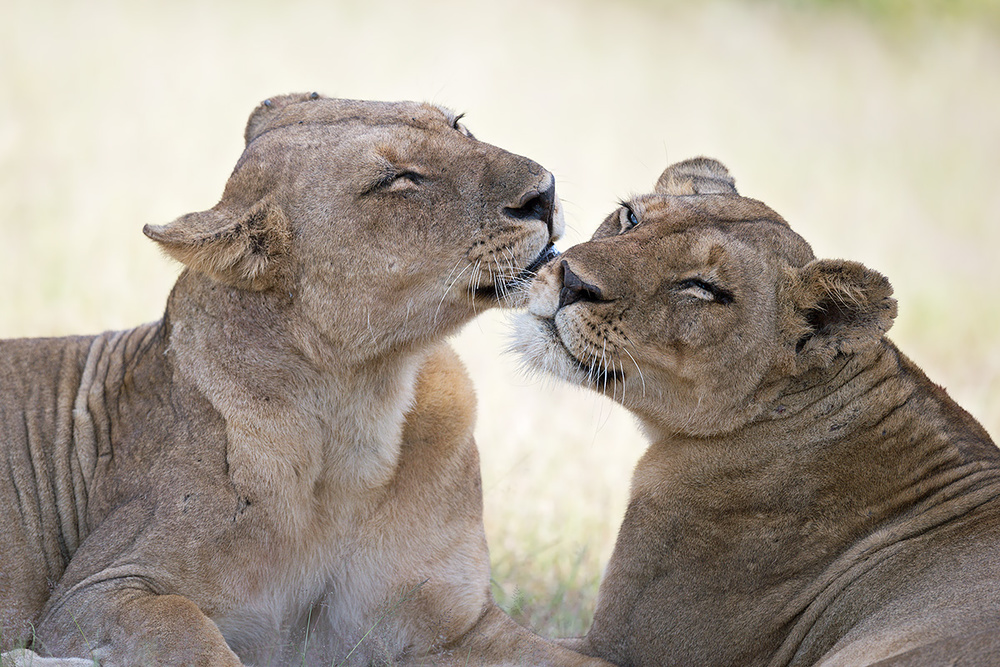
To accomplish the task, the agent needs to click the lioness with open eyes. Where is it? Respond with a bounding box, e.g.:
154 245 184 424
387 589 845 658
514 158 1000 666
0 93 611 667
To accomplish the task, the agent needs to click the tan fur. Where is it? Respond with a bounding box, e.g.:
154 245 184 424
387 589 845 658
514 158 1000 666
0 94 609 667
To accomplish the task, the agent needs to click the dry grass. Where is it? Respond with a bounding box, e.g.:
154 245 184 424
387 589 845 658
2 0 998 638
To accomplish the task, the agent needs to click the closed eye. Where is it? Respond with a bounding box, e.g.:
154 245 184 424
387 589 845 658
366 170 425 194
677 277 734 305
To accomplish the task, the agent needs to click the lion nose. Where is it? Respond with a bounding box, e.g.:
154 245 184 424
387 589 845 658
558 261 604 310
504 179 557 237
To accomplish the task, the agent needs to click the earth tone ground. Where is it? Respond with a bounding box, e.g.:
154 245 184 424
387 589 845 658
2 0 998 636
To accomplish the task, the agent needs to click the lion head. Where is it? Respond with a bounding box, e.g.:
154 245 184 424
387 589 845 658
144 93 563 361
514 157 896 437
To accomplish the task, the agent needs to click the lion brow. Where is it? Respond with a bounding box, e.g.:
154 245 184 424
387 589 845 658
245 115 442 150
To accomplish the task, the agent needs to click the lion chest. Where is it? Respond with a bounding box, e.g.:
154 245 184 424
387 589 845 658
215 430 490 664
213 495 393 662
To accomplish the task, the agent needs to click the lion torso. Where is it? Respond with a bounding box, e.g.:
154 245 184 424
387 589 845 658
589 343 1000 667
0 316 490 664
1 333 98 638
0 321 261 647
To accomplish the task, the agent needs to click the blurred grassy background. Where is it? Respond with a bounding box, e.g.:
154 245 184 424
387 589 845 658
2 0 998 637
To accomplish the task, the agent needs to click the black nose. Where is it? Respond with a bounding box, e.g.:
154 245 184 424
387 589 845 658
559 261 603 310
505 181 556 236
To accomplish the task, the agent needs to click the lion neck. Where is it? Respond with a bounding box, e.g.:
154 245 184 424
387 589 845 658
640 340 995 502
624 340 1000 657
164 270 428 511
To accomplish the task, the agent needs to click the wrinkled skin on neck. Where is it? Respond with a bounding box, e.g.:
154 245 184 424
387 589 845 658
515 157 1000 666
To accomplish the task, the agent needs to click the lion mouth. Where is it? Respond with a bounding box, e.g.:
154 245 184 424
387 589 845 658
473 243 560 301
523 243 561 277
567 349 625 387
540 316 625 387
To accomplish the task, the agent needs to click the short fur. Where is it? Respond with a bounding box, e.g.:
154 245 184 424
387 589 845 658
513 158 1000 666
0 94 609 667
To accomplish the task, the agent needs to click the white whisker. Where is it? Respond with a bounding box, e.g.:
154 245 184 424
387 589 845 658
600 337 609 396
500 246 518 305
469 260 483 315
617 357 626 405
434 259 472 324
620 344 646 398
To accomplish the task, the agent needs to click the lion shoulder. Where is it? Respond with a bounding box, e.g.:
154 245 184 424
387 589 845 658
403 344 477 457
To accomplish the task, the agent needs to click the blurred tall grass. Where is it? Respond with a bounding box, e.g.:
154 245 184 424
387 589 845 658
2 0 998 636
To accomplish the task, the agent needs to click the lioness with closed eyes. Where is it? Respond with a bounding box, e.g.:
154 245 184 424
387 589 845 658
0 93 609 667
515 158 1000 666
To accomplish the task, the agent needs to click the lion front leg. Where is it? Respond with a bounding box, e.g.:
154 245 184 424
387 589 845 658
418 604 613 667
35 583 242 667
1 649 97 667
553 636 595 656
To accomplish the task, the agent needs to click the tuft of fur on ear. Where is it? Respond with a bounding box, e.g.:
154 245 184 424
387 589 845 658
655 157 738 196
143 197 292 291
790 259 897 367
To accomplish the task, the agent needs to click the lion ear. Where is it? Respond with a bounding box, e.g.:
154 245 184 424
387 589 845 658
789 259 897 367
143 197 292 291
655 157 738 196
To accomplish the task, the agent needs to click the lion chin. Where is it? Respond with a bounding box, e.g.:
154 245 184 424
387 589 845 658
515 157 1000 667
0 93 609 667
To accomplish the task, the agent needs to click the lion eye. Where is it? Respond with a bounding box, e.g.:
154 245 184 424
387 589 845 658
677 278 734 305
391 171 424 187
369 170 424 194
619 204 640 233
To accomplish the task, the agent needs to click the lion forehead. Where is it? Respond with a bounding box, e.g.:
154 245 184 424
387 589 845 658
244 94 457 147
